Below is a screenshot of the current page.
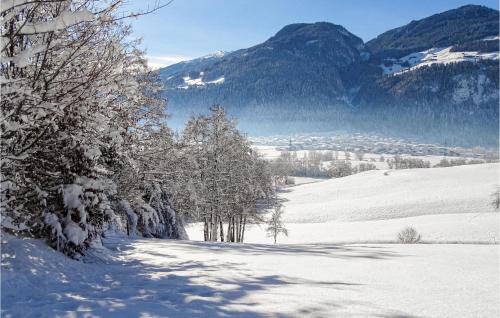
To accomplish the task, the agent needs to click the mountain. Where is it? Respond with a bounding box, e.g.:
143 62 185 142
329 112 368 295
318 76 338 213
367 5 499 59
159 5 499 147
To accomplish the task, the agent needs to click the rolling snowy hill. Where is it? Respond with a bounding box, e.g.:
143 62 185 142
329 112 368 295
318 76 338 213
188 163 499 244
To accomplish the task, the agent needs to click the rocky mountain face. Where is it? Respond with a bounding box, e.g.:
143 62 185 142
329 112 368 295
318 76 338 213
159 5 499 147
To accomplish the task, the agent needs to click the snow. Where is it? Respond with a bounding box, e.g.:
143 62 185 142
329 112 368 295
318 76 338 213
2 163 498 317
62 184 84 211
43 213 63 241
201 50 227 59
289 176 326 185
119 200 138 235
20 9 94 34
188 212 498 244
178 75 225 89
380 46 500 75
2 234 498 317
63 219 87 246
483 35 500 41
306 39 319 45
277 163 498 223
207 76 225 84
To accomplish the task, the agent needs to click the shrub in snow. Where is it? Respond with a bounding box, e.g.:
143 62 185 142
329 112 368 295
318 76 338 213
397 226 422 244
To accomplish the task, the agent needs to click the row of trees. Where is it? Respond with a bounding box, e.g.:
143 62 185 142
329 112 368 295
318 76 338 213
1 0 184 256
0 0 274 256
271 149 493 182
270 150 378 181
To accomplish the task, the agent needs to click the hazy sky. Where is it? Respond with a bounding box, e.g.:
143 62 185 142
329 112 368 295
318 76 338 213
124 0 499 68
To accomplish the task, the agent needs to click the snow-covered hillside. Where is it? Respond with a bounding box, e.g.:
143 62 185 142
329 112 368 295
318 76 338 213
380 45 500 75
280 163 498 223
188 163 499 243
2 234 498 318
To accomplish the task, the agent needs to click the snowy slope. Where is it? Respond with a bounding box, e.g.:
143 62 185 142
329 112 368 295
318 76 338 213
279 163 498 223
380 46 500 75
186 163 499 244
1 235 498 317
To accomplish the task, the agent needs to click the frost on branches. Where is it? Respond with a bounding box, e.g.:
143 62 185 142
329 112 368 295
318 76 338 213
176 107 275 242
0 0 185 257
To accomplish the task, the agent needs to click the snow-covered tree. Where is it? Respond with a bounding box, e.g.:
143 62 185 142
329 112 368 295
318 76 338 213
177 106 274 242
266 204 288 244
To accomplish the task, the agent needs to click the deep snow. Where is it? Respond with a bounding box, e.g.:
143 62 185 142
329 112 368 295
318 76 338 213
2 234 498 318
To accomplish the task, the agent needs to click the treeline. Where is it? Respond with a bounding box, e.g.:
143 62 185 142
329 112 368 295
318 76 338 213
270 149 492 183
270 151 377 181
0 0 273 257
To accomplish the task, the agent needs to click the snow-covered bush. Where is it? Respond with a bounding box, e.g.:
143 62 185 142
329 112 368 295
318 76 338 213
397 226 422 244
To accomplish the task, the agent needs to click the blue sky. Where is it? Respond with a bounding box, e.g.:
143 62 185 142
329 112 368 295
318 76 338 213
124 0 499 68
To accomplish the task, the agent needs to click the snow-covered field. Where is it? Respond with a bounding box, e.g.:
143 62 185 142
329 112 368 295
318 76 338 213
2 153 498 317
2 234 498 318
189 163 499 244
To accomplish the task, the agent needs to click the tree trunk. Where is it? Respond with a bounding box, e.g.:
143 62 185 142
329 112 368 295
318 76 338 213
203 217 209 241
219 217 224 242
232 217 236 242
241 215 246 243
211 214 216 241
226 216 234 242
237 215 243 242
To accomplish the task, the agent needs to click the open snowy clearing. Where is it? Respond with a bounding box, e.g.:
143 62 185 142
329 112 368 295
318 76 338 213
2 235 498 318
